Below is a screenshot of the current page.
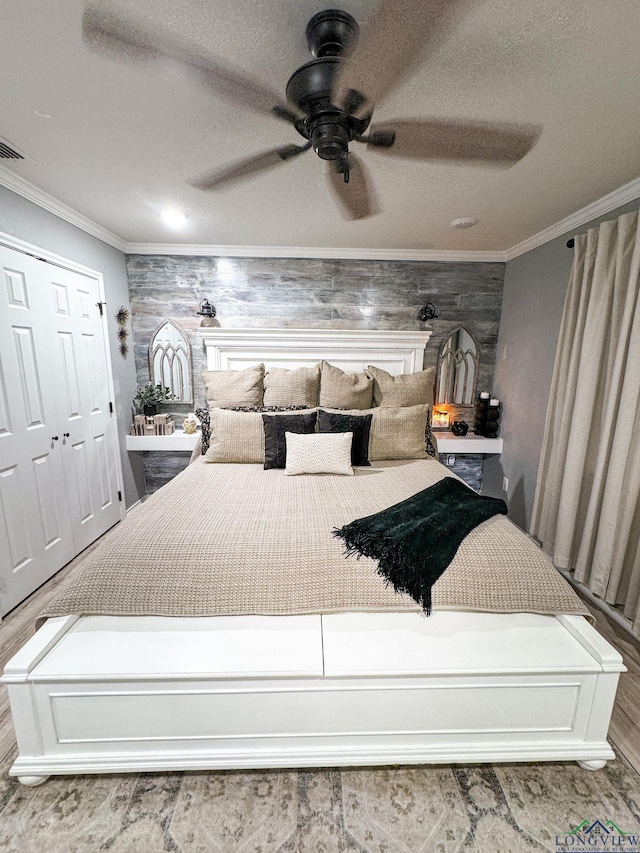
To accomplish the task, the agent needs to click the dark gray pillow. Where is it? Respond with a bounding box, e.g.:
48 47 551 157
317 409 372 466
262 411 317 470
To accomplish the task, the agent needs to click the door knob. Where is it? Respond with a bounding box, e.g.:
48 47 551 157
63 432 70 438
52 436 59 441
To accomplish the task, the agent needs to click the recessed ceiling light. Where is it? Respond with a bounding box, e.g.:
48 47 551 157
450 217 478 229
161 208 189 229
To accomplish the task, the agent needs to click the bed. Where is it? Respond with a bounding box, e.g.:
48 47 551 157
2 329 624 785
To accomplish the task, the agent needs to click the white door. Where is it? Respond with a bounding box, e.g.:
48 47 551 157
49 265 121 552
0 245 122 615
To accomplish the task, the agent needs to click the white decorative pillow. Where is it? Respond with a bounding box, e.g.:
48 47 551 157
284 431 354 476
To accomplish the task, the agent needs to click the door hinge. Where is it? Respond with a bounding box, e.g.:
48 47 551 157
118 490 122 502
109 401 114 414
96 301 105 316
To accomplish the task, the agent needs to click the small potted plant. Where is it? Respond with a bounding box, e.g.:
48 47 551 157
135 383 172 416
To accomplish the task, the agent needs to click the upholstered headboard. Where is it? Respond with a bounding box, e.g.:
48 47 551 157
201 329 432 375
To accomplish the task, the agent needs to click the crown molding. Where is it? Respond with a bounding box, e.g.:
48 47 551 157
0 167 127 253
124 243 506 262
504 175 640 261
2 165 638 264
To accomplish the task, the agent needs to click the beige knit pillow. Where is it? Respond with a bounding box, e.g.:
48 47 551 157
322 404 430 460
370 404 430 460
204 409 264 463
202 364 265 409
263 364 321 407
366 365 435 408
319 360 374 409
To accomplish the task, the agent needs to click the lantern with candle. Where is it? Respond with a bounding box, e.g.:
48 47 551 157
432 408 450 430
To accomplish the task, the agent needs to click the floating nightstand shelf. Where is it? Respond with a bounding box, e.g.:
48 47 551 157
125 429 199 452
434 434 503 455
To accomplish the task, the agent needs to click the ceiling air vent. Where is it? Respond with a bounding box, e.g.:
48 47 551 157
0 137 26 159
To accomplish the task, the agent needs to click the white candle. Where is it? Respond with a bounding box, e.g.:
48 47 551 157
480 392 490 400
490 398 500 406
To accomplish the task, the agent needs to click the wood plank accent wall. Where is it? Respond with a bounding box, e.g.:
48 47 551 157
126 255 505 492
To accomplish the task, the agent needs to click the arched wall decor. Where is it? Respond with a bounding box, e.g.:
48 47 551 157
149 319 193 404
436 325 478 406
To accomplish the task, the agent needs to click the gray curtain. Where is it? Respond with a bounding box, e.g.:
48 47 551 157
530 210 640 631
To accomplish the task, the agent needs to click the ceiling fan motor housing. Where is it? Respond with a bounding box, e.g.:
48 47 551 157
285 11 372 165
309 116 350 161
286 57 371 161
305 9 359 58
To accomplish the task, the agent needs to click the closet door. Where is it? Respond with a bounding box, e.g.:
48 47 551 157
0 249 75 612
0 245 123 615
49 265 121 552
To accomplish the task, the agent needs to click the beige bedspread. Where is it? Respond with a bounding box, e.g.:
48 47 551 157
40 457 589 623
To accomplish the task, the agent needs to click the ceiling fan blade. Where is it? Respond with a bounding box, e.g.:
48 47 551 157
192 144 309 191
334 0 466 117
367 119 542 166
81 5 300 123
327 154 379 221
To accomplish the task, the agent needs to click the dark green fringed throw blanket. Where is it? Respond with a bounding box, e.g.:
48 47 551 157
333 477 508 614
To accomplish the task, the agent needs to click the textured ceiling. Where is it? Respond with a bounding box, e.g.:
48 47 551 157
1 0 639 251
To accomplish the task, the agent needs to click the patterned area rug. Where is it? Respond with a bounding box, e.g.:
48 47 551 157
1 749 639 852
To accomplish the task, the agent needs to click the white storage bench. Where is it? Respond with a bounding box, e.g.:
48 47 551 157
2 610 624 784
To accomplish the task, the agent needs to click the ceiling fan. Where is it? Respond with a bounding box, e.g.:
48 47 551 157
82 1 541 221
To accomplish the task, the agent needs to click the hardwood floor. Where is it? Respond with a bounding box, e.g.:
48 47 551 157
1 555 639 774
583 600 640 774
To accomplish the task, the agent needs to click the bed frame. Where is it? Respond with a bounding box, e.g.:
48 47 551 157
2 329 625 785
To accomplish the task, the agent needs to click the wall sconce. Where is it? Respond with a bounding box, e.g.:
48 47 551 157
432 408 450 430
197 298 217 327
418 303 438 322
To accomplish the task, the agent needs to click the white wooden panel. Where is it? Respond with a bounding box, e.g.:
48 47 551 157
81 333 101 415
0 465 32 571
33 615 324 679
5 268 29 308
322 612 600 676
32 454 62 550
56 331 81 420
70 441 93 524
202 329 432 374
13 326 46 429
92 435 112 510
0 359 11 438
77 288 92 320
51 283 69 317
47 681 584 745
